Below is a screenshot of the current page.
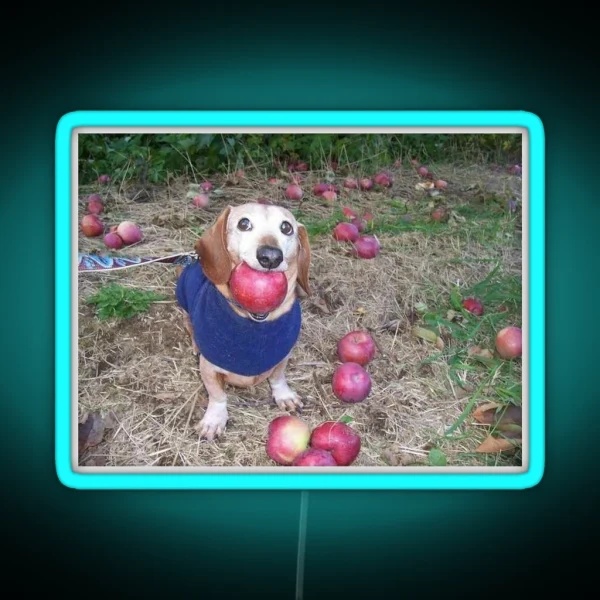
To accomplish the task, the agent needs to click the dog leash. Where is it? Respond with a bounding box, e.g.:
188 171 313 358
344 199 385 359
78 251 198 272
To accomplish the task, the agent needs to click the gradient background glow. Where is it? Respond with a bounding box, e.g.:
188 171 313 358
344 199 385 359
3 11 591 594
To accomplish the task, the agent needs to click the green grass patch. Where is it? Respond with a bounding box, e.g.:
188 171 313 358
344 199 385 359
86 283 167 320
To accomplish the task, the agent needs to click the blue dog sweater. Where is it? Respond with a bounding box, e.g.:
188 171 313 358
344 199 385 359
175 261 302 376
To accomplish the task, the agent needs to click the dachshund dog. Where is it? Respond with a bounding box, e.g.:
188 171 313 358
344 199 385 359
175 203 311 440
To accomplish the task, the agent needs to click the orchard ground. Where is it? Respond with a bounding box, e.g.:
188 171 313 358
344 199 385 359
77 158 523 468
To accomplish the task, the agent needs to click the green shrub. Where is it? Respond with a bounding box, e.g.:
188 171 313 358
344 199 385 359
78 132 521 185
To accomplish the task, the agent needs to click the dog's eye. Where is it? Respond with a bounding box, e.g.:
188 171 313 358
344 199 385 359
280 221 294 236
237 218 252 231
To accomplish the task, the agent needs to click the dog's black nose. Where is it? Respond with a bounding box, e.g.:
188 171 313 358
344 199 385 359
256 245 283 269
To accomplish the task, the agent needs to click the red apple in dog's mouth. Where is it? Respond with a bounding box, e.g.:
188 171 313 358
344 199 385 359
310 421 361 466
229 261 288 314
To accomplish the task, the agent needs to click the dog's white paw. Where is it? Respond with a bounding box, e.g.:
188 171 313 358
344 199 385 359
195 402 228 441
273 387 304 411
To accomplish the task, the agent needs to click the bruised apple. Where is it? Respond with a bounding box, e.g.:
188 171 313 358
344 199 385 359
229 261 288 314
495 326 522 359
266 415 310 465
310 421 361 466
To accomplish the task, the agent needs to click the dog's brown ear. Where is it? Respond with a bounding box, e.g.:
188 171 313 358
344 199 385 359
195 206 233 285
296 224 311 295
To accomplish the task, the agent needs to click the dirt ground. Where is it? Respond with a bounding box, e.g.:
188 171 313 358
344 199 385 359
77 162 522 468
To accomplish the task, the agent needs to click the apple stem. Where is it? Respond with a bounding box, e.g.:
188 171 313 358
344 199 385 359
295 490 310 599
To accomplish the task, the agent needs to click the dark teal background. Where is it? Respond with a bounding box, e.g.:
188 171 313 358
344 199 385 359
3 7 595 596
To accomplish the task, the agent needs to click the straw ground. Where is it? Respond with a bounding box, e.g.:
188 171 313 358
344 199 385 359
77 159 523 468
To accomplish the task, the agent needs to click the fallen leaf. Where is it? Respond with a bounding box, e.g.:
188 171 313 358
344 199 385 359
446 309 461 322
428 448 447 466
414 302 428 314
412 326 438 344
354 307 367 316
413 326 444 350
476 435 521 453
473 403 522 429
381 450 400 466
311 296 330 314
415 181 435 190
78 412 105 454
339 415 354 424
428 189 441 197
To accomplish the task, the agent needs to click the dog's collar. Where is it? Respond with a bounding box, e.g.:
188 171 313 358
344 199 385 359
225 296 270 322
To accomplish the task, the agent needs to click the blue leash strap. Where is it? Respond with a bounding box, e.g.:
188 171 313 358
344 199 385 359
78 252 197 272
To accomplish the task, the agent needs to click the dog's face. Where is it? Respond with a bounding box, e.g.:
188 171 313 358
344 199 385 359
195 203 311 303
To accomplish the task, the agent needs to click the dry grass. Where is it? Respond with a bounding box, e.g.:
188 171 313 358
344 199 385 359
77 162 522 468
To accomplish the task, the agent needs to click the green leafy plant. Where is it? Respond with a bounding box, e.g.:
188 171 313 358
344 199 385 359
86 283 167 320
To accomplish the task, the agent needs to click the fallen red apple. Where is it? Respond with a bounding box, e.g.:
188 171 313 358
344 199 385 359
310 421 361 466
359 178 373 191
296 161 309 172
81 214 104 237
285 184 303 201
343 177 359 189
235 169 245 178
268 177 279 185
337 330 376 366
329 161 338 171
352 235 380 259
435 179 448 189
229 261 288 314
98 174 111 184
431 207 449 222
322 190 337 202
266 415 311 465
331 362 372 403
462 297 484 316
200 181 213 192
343 206 358 219
313 183 329 196
116 221 143 245
393 159 402 168
418 166 428 176
256 197 273 205
103 232 123 249
509 165 522 175
351 218 366 233
192 194 210 208
292 448 338 466
495 326 522 359
362 212 374 222
87 198 104 214
332 222 359 242
374 171 393 187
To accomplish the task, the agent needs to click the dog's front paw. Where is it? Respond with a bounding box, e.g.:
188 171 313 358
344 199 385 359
273 387 304 412
195 402 228 441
